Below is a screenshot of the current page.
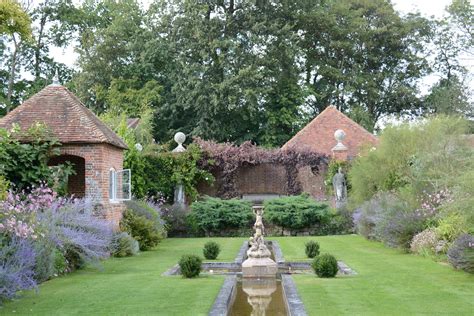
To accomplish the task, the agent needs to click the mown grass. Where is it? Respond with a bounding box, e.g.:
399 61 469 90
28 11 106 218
274 235 474 316
2 235 473 315
0 237 245 316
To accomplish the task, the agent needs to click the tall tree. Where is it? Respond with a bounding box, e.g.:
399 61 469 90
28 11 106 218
0 0 31 114
298 0 431 126
425 0 473 118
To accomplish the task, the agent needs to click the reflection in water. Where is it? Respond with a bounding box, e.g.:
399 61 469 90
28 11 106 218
229 279 287 316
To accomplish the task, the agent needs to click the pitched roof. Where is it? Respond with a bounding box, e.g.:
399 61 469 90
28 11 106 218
0 84 128 149
126 118 140 129
281 106 377 158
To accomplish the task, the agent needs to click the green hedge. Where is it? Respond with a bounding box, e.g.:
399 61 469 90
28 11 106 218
187 197 253 236
264 194 331 233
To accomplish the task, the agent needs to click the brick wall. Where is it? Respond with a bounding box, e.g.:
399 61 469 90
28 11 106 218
297 165 328 201
58 143 125 229
197 162 329 201
235 163 288 195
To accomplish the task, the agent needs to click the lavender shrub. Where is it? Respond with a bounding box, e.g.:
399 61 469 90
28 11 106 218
38 198 113 269
353 193 387 240
447 234 474 273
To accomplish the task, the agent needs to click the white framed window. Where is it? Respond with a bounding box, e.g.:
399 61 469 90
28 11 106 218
109 168 131 201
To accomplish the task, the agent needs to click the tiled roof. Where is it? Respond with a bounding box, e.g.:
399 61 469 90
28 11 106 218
126 118 140 129
0 84 128 149
281 106 378 158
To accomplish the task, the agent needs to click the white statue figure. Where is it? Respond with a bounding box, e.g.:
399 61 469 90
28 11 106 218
332 167 347 202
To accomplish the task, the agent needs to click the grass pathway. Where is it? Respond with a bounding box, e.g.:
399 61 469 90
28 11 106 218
275 235 474 316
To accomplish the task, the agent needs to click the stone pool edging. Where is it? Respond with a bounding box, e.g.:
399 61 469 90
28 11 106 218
281 274 308 316
208 275 238 316
234 241 249 264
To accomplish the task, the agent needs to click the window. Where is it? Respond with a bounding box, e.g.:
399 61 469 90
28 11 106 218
109 168 131 201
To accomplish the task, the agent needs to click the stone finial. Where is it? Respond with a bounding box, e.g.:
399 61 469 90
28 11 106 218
172 132 186 153
333 129 347 150
332 129 348 160
51 69 60 86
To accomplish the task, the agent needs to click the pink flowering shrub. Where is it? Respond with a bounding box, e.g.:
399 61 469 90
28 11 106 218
415 189 453 223
0 184 59 240
410 229 438 255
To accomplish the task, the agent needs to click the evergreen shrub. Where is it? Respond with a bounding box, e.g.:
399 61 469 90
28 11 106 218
179 254 202 278
305 240 320 258
264 194 330 233
312 253 338 278
188 197 253 236
203 241 220 260
120 210 161 251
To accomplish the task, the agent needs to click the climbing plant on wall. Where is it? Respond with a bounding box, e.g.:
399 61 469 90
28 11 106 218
195 138 328 198
0 123 74 192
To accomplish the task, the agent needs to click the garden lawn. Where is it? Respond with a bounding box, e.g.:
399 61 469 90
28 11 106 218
275 235 474 316
0 238 246 316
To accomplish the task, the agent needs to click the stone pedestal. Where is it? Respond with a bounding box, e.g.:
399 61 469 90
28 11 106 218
242 257 278 278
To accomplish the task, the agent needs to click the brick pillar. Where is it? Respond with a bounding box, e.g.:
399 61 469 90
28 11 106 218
332 147 348 161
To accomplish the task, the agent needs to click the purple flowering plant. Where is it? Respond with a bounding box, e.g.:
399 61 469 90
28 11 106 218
0 237 38 302
1 184 114 301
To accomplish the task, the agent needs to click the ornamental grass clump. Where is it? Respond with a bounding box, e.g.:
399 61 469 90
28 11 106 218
203 241 220 260
305 240 320 258
179 254 202 278
312 253 338 278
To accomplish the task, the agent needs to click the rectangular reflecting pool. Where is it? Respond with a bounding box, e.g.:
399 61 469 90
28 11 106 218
229 278 288 316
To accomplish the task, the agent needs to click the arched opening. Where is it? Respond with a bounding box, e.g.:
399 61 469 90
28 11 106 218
48 155 86 198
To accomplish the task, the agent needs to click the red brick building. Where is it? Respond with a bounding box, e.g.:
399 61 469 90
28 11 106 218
198 106 378 202
282 105 378 159
0 83 130 227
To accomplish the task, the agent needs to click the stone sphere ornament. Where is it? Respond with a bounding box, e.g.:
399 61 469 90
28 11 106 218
172 132 186 153
174 132 186 145
334 129 346 142
332 129 348 151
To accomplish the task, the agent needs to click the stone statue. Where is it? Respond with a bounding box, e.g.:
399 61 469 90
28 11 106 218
332 167 347 202
246 206 271 259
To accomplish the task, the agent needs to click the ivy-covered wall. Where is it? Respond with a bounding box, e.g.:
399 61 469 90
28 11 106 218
195 138 329 200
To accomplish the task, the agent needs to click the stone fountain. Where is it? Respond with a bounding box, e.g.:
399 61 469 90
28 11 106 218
242 206 277 278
